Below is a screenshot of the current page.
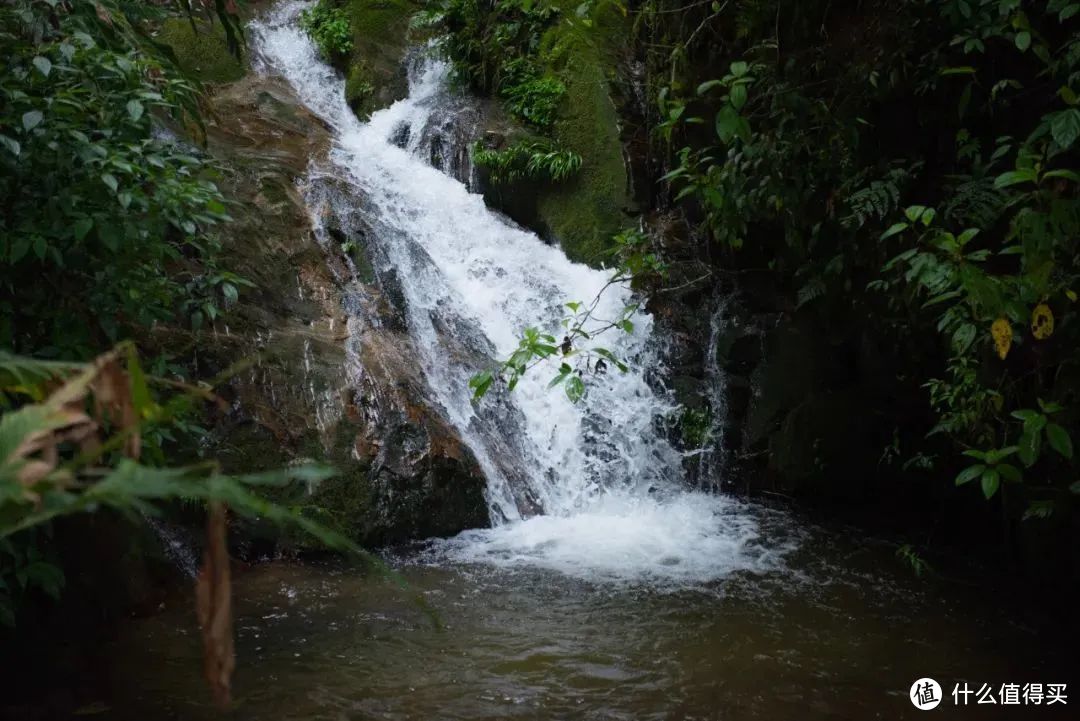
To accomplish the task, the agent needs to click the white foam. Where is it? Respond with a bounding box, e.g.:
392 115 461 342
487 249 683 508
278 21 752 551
433 492 788 585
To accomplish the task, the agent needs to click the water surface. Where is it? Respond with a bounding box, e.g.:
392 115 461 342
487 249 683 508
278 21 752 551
104 521 1071 721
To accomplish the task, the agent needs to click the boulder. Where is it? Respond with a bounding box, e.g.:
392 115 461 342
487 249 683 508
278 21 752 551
154 71 489 548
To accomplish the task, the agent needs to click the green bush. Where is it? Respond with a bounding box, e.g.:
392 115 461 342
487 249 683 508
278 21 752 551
647 0 1080 515
423 0 559 93
473 140 582 184
0 0 237 358
300 1 354 60
502 75 565 129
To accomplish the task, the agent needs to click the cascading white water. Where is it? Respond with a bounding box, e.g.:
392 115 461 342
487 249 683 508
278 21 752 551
250 1 790 585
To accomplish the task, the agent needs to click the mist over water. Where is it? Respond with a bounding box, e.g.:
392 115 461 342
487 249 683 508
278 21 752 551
250 1 792 585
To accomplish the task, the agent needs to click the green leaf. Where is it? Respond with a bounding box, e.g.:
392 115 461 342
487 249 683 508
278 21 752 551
994 169 1037 188
1037 399 1063 414
957 228 979 245
904 205 926 222
468 370 494 400
9 237 31 264
981 468 1000 499
955 464 985 485
548 363 572 388
32 56 51 77
697 79 723 95
1050 109 1080 150
952 323 976 353
940 66 976 75
1010 409 1041 423
21 111 42 131
222 283 238 304
715 105 739 143
1042 169 1080 183
593 347 628 373
1014 31 1031 52
72 218 93 241
0 135 20 156
565 375 585 403
1045 423 1073 459
985 445 1018 464
1018 430 1041 467
21 561 64 599
126 346 152 415
730 83 747 110
126 99 144 122
101 174 118 192
998 464 1022 483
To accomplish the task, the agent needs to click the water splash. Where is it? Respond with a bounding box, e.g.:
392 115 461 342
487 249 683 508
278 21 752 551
249 1 792 585
144 515 199 579
699 291 732 487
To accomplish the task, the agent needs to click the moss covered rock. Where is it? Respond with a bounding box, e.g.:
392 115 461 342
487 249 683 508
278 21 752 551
534 2 631 264
340 0 419 117
156 18 246 84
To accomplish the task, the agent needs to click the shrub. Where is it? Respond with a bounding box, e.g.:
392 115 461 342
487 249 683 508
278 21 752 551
502 75 565 129
299 1 353 60
473 140 582 184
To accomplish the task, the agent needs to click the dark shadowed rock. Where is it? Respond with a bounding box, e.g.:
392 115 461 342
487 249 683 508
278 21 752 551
159 71 489 549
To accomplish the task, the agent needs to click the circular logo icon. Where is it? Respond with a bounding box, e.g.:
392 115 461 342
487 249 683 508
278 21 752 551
910 678 943 710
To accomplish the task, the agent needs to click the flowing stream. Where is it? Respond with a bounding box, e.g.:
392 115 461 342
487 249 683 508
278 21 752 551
97 4 1075 719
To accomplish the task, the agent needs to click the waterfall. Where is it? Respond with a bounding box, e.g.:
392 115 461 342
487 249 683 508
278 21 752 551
700 292 732 487
250 1 789 585
144 515 199 579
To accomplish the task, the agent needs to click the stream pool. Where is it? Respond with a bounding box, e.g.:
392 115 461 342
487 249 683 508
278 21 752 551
102 516 1073 721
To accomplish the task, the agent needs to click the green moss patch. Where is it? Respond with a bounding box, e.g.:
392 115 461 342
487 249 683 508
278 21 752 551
157 18 246 84
341 0 418 116
533 1 631 265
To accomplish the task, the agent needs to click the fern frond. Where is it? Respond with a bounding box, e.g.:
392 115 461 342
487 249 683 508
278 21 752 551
0 352 85 401
943 177 1006 228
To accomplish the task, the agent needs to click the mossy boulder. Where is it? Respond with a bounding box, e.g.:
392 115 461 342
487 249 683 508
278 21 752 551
156 18 246 84
340 0 419 117
767 390 873 497
534 1 632 264
470 1 633 266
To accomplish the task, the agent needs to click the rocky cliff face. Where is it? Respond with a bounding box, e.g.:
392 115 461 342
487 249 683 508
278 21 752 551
166 69 488 547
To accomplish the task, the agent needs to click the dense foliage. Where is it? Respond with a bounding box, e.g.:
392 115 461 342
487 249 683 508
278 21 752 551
0 0 244 358
0 0 354 651
641 0 1080 519
418 0 585 177
300 0 354 59
0 345 358 628
472 139 582 183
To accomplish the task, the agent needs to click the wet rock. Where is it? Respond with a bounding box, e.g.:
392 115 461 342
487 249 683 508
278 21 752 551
767 389 877 500
159 71 489 548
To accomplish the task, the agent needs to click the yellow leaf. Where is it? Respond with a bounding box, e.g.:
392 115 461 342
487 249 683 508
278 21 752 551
991 318 1012 359
1031 303 1054 340
1067 289 1077 303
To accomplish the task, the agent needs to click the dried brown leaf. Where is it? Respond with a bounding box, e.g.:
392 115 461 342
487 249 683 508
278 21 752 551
88 355 139 460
